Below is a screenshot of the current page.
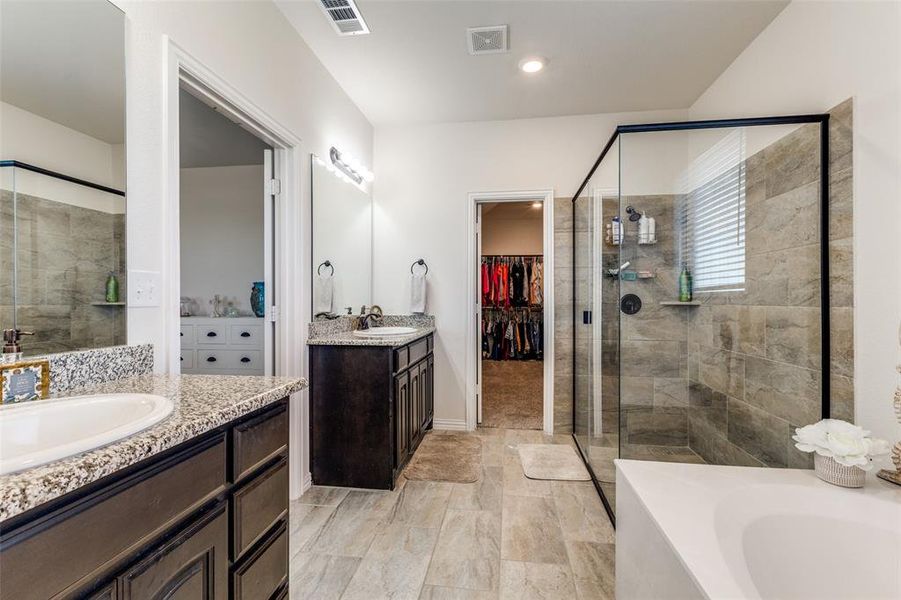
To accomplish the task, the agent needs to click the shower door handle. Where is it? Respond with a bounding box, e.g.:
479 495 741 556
582 310 592 325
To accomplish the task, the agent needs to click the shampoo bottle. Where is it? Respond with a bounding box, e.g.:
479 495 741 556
678 263 693 302
105 272 119 303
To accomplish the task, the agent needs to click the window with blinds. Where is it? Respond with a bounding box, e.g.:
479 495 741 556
679 131 746 293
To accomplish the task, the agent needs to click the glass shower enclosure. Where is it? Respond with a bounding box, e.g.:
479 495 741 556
571 115 831 520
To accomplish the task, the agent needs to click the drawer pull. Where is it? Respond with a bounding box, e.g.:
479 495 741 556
180 357 184 361
180 332 183 336
207 357 217 363
241 357 251 363
240 331 251 338
207 331 218 337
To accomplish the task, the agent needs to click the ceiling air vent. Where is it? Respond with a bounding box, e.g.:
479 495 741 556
318 0 370 36
467 25 508 55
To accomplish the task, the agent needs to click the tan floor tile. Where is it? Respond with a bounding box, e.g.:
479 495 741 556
499 560 577 600
425 509 501 592
289 552 359 600
566 541 615 600
419 585 498 599
500 495 568 564
388 480 454 528
289 502 337 558
552 482 615 543
298 485 350 506
342 526 439 600
502 453 553 497
448 466 503 512
309 490 399 557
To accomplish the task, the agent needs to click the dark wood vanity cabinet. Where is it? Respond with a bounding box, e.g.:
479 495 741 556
311 334 434 490
0 400 289 600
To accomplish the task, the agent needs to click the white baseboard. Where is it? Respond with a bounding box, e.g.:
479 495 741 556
433 418 469 431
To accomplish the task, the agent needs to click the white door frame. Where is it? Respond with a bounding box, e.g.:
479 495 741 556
162 39 305 496
466 189 555 434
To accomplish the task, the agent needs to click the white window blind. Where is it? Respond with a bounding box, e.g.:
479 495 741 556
679 131 746 292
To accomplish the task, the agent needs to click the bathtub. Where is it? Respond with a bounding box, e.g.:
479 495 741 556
615 460 901 599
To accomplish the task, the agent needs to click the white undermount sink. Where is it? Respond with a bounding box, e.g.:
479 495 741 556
0 393 174 476
352 326 419 338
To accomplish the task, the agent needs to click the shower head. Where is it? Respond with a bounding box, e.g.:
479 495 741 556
625 206 642 222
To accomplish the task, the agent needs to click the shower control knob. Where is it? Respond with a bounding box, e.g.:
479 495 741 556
621 294 642 315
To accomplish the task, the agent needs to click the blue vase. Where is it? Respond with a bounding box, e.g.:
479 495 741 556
250 281 265 317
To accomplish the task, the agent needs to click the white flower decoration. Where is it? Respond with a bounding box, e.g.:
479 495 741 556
793 419 891 470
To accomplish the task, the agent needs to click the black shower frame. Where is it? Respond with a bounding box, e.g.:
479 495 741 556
570 114 831 526
0 160 125 196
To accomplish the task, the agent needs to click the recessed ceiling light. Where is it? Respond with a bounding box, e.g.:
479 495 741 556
519 57 546 74
532 201 543 208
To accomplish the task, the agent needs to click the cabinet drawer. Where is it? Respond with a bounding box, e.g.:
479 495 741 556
393 346 409 372
233 521 287 600
198 349 225 367
227 350 262 371
408 337 429 365
119 503 228 600
180 325 195 346
0 435 227 599
197 324 227 344
180 350 195 370
233 459 287 558
233 403 288 482
229 324 263 345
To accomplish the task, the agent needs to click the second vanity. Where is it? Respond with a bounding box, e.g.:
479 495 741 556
308 317 435 489
0 372 305 600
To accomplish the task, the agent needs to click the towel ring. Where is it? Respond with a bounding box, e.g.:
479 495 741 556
410 258 429 275
317 260 334 277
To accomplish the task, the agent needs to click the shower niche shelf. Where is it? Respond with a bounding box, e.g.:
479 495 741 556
659 301 701 306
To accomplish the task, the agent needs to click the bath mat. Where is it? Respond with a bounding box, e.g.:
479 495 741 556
518 444 591 481
404 433 482 483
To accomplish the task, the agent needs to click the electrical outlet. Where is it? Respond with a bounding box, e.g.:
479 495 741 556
128 270 161 307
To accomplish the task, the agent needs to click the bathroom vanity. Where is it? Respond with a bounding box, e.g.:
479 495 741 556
309 323 435 489
0 375 304 600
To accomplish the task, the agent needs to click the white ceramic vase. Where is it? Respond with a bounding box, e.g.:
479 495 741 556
814 453 865 488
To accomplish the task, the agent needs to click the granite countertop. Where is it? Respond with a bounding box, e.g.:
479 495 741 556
0 374 306 523
307 326 435 347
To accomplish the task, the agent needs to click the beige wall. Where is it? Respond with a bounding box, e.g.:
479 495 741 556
481 205 543 256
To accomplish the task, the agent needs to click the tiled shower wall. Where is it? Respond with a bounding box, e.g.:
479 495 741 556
686 100 854 468
0 191 126 355
554 196 575 434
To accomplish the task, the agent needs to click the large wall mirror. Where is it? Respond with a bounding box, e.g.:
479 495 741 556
311 154 372 316
1 0 126 356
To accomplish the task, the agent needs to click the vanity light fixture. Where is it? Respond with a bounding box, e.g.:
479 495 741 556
519 57 546 74
329 146 374 185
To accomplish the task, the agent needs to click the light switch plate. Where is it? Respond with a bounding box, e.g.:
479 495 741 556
128 270 161 307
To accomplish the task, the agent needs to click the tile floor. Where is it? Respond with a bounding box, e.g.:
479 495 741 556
290 428 615 600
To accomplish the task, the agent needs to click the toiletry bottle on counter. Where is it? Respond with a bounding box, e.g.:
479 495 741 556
105 272 119 303
678 263 693 302
638 212 649 244
648 215 656 243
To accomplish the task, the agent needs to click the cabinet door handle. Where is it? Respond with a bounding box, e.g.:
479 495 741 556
180 357 184 361
207 356 217 363
180 332 183 336
240 357 251 363
240 331 251 338
207 331 217 337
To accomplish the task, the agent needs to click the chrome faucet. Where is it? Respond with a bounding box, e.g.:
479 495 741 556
360 305 383 330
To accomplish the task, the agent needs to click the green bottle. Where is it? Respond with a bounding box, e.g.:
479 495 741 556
678 263 692 302
105 272 120 303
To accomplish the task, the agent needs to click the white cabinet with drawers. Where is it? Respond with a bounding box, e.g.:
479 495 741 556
180 317 265 375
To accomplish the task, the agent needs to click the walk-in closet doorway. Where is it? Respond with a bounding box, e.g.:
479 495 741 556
467 190 555 434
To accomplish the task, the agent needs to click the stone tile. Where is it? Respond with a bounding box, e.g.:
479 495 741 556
298 485 349 506
829 98 853 169
501 495 568 564
764 123 820 198
425 509 501 592
765 306 822 369
387 480 453 529
620 340 682 378
744 356 820 426
747 181 819 254
623 407 687 446
727 397 791 467
289 552 359 600
566 541 615 600
688 382 727 434
499 560 576 600
688 415 763 468
552 482 615 543
829 167 852 240
830 373 854 422
745 244 820 307
653 377 688 408
289 502 337 557
419 585 497 599
829 237 853 308
698 347 744 398
309 489 399 557
342 526 439 600
449 466 503 512
620 376 653 407
709 306 766 356
830 307 854 378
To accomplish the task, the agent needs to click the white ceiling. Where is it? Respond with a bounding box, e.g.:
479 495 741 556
277 0 788 125
179 90 270 169
0 0 125 144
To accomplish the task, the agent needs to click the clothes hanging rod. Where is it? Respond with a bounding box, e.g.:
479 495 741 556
481 254 544 257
